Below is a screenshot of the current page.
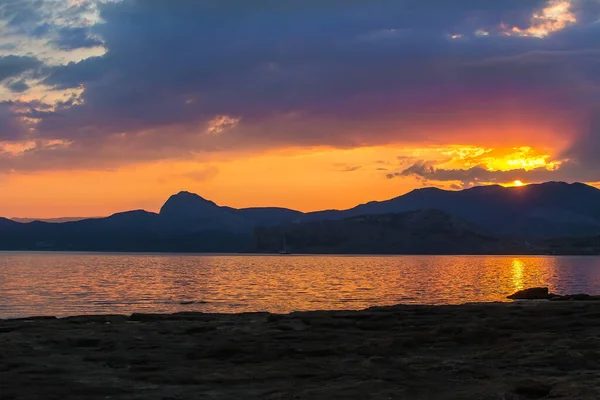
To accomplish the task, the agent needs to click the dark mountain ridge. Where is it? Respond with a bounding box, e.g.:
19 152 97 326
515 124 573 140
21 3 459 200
11 217 96 223
3 182 600 253
0 192 302 252
300 182 600 238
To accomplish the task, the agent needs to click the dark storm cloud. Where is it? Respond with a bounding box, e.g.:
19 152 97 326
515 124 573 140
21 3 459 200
0 55 41 82
42 0 556 121
5 79 29 93
52 26 103 50
2 0 600 174
0 0 43 28
0 101 28 140
562 109 600 167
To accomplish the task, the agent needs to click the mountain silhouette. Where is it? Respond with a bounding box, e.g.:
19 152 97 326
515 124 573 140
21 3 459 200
3 182 600 253
0 217 19 228
159 191 303 233
301 182 600 238
159 191 251 233
11 217 95 223
0 192 302 252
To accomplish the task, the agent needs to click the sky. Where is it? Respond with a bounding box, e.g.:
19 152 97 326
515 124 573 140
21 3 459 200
1 0 600 217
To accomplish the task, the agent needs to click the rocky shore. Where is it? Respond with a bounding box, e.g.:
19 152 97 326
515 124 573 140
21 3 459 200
2 300 600 399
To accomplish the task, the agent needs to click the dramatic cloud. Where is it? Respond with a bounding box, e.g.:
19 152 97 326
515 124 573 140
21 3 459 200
0 101 30 140
501 0 577 38
395 161 558 188
0 55 41 81
563 109 600 168
0 0 600 184
388 145 573 187
52 26 104 50
5 79 29 93
397 157 600 189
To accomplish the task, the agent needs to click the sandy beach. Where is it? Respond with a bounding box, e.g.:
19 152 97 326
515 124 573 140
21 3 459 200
2 301 600 399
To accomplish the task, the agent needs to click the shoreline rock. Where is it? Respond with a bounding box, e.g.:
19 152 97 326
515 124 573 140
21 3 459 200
507 287 556 300
508 287 600 301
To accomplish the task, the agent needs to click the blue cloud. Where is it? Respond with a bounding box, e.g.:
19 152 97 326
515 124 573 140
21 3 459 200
53 26 103 50
0 55 41 82
5 79 29 93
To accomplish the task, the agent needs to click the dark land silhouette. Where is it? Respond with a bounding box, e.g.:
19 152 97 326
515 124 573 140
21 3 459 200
3 182 600 254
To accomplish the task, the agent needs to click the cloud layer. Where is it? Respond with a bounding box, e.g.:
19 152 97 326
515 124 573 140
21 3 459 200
0 0 599 185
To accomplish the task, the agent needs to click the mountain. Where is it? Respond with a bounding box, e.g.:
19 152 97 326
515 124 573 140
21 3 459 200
0 193 303 252
159 191 251 233
11 217 96 223
159 191 303 233
253 209 527 254
0 217 19 228
0 210 251 252
4 181 600 253
231 207 304 227
301 182 600 238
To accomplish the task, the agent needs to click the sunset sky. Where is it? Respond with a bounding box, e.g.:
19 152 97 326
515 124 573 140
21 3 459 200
1 0 600 217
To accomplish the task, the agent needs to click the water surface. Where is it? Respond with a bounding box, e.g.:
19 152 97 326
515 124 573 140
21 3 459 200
1 252 600 318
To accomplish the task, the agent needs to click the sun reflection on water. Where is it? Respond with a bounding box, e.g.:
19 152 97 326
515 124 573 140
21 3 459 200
512 259 525 291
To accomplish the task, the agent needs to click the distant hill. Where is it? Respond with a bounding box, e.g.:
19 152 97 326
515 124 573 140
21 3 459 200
253 209 528 255
11 217 98 223
0 210 252 253
301 182 600 238
4 182 600 253
0 217 19 228
0 193 303 252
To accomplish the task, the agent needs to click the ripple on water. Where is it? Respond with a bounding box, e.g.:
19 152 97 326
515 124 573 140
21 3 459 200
1 253 600 317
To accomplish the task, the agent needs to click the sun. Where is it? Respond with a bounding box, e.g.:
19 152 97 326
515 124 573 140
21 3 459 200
513 180 525 187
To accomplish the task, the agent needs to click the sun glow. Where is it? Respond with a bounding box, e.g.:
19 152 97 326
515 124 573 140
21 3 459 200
484 147 561 172
417 145 566 189
439 146 562 173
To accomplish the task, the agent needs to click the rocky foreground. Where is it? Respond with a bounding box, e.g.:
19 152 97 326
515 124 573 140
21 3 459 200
2 301 600 399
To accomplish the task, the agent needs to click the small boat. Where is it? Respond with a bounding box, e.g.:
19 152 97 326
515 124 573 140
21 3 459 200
279 236 291 254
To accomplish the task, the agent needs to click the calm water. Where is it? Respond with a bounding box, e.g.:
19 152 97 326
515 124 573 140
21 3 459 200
2 252 600 318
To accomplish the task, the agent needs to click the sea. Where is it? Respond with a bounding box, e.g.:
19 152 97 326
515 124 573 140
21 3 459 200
1 252 600 318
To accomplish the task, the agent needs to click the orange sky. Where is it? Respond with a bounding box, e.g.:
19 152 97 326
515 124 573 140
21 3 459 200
0 146 415 217
0 137 569 218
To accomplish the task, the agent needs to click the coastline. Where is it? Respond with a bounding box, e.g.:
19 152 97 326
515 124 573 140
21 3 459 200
3 301 600 399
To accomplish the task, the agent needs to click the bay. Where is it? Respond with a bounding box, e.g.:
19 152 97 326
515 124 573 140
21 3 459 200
1 252 600 318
